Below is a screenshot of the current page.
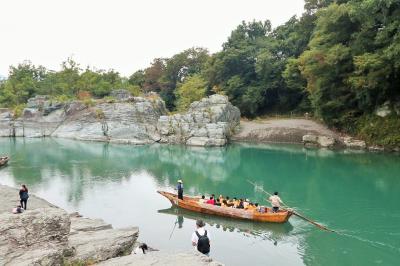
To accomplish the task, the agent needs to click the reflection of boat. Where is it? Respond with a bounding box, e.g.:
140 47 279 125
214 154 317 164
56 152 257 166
158 206 293 238
0 156 9 167
158 191 292 223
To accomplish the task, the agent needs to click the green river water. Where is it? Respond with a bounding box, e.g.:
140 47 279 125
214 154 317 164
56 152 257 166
0 138 399 266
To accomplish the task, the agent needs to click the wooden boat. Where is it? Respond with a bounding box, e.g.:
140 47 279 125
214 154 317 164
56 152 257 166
158 191 292 223
0 156 9 167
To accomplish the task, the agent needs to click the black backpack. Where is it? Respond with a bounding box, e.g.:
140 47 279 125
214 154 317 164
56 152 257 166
21 191 29 200
196 230 210 254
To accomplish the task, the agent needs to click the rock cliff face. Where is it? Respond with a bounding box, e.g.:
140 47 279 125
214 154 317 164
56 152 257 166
0 94 240 147
158 94 240 146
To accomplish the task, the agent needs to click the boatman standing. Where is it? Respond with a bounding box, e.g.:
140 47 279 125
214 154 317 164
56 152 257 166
177 179 184 200
268 192 283 213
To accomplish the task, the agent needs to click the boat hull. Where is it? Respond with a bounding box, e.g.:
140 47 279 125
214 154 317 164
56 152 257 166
158 191 292 223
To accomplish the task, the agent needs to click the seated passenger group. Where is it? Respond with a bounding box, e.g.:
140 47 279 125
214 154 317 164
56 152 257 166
199 194 266 212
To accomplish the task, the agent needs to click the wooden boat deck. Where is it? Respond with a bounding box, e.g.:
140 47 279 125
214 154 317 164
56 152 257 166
158 191 292 223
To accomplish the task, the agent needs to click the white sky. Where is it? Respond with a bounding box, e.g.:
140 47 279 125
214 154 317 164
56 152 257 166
0 0 305 77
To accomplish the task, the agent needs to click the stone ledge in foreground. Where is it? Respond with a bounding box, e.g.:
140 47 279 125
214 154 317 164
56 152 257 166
96 251 224 266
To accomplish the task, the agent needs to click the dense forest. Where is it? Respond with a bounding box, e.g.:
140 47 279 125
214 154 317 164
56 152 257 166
1 0 399 146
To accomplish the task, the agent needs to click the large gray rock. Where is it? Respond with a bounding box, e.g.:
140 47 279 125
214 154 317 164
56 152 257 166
317 136 336 148
97 251 224 266
0 185 70 266
158 94 240 146
0 185 140 266
341 137 367 150
110 89 132 101
52 98 166 144
375 101 391 117
0 109 14 137
66 227 139 264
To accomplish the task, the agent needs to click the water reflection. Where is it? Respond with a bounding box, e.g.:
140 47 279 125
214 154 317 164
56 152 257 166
1 138 400 266
159 206 294 245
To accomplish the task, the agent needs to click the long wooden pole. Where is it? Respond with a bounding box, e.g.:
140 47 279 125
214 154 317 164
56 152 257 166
246 180 335 232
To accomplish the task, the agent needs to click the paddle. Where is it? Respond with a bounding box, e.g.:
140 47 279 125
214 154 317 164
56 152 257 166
169 216 178 240
246 180 335 233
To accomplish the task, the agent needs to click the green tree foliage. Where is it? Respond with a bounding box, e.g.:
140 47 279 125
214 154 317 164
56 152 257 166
0 61 47 106
175 74 207 111
299 0 400 132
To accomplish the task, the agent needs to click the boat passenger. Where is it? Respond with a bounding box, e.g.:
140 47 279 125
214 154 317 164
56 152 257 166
223 196 233 207
206 196 215 205
233 197 239 208
199 195 206 204
176 180 184 200
215 198 222 206
269 192 283 213
246 203 257 211
243 199 250 209
237 199 244 209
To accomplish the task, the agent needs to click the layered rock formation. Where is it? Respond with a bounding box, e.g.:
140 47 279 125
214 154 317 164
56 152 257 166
0 93 240 147
158 94 240 146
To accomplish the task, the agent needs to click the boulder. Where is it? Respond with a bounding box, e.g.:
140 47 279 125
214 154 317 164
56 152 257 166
375 101 391 117
97 251 224 266
317 136 336 148
66 227 139 264
110 89 132 101
26 95 49 109
302 134 318 143
368 145 385 152
342 137 367 150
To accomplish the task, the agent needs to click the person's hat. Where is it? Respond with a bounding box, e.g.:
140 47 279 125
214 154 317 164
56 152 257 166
177 180 183 183
196 220 205 227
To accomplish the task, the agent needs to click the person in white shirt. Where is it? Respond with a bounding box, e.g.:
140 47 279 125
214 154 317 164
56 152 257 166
198 195 206 204
268 192 283 213
191 220 211 255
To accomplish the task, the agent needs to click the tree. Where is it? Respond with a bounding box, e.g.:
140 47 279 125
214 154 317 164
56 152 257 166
175 74 207 111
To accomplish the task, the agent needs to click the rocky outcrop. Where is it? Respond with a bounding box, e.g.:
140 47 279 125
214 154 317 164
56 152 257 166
0 185 139 266
52 98 166 144
158 94 240 146
340 137 367 150
233 119 338 144
0 94 240 147
97 251 224 266
302 134 336 148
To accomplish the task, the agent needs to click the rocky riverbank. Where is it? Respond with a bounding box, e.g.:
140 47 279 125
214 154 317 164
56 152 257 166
0 92 395 152
0 93 240 147
231 118 392 152
0 185 223 266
